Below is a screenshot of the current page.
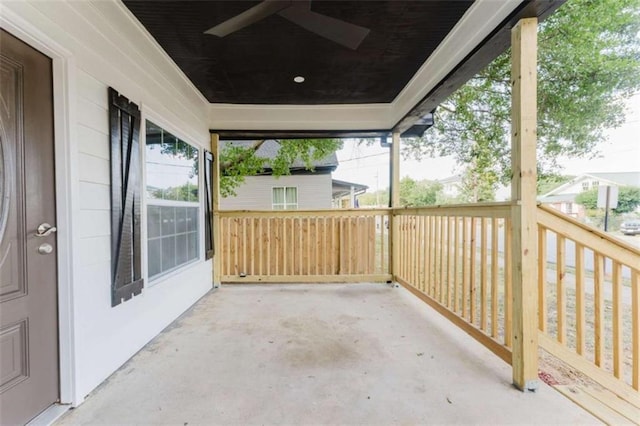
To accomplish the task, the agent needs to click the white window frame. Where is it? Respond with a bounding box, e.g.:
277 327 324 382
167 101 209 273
272 186 298 210
141 113 205 286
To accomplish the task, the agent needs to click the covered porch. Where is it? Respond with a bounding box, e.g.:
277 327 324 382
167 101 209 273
58 284 596 425
1 0 639 424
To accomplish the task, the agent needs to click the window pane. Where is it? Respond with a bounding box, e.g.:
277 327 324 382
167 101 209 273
148 206 161 239
176 234 188 265
147 205 200 280
176 207 187 234
161 236 177 271
187 232 198 261
146 120 199 202
148 238 162 277
285 187 297 204
161 206 176 235
273 187 284 205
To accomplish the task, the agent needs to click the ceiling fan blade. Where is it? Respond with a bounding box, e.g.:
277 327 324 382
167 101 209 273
205 0 292 37
278 2 370 50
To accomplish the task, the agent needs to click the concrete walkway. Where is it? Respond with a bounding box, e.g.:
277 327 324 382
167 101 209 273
58 284 599 425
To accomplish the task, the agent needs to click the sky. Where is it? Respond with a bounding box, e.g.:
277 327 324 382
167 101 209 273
332 94 640 191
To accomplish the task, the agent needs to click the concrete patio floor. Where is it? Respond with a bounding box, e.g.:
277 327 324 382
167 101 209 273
57 283 599 425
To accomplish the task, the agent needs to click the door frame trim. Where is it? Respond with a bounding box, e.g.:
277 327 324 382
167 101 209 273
0 8 79 405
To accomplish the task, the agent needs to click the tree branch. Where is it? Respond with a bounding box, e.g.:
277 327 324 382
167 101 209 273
219 139 266 172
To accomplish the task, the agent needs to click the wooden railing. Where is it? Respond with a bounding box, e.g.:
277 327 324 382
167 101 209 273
537 205 640 402
219 209 391 283
393 202 514 364
217 204 640 402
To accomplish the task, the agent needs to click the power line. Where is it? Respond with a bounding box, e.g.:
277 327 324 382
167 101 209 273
339 152 388 162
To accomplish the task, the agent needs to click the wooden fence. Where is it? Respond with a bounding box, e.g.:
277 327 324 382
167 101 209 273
393 202 514 364
537 205 640 403
219 209 391 283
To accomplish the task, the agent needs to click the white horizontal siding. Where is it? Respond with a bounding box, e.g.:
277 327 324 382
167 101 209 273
221 174 333 210
2 0 213 405
77 124 109 160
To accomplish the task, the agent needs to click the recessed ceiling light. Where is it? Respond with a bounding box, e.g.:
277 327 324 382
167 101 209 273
293 76 305 83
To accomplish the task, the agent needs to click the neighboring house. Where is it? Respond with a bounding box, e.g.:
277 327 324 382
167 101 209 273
220 140 338 210
538 172 640 219
331 179 368 208
438 174 463 199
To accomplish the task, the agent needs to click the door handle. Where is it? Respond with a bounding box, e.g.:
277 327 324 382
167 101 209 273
36 223 57 237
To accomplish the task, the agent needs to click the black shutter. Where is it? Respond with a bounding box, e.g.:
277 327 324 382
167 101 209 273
109 87 144 307
204 150 214 260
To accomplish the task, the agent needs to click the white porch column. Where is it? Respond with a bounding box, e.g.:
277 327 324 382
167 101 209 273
211 133 222 288
510 17 539 391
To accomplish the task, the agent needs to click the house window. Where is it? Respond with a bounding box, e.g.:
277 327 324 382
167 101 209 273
591 180 599 189
145 121 199 279
272 187 298 210
581 182 589 191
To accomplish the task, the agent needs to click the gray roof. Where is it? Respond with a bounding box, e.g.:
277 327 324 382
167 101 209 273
221 140 338 172
540 171 640 198
331 179 368 198
587 172 640 187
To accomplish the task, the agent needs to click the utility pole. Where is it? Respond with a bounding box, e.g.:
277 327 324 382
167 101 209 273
604 186 611 232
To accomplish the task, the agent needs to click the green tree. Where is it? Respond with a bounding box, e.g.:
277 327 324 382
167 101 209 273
575 186 640 214
399 177 443 207
404 0 640 188
358 189 389 207
220 139 342 196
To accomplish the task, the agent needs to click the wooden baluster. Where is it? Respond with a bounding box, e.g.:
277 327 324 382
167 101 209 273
418 216 425 292
412 217 418 286
440 215 446 304
282 217 287 275
557 235 566 344
470 217 477 325
234 218 239 275
632 270 639 390
258 218 263 275
538 227 547 332
505 218 513 348
244 218 249 275
594 253 604 367
575 243 585 356
491 217 499 339
453 217 460 314
450 216 454 306
481 217 488 331
612 261 622 379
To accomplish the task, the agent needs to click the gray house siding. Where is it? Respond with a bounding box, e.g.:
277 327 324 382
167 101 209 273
220 174 333 210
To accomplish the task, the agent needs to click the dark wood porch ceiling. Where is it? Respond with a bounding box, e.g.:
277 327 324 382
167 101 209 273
124 0 563 136
124 1 474 105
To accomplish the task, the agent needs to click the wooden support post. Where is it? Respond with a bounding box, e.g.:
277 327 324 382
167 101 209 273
211 133 222 288
510 17 539 392
390 131 401 281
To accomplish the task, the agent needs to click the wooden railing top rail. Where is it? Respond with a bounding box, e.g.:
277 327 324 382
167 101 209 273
219 208 391 218
537 204 640 267
219 203 514 219
393 201 513 218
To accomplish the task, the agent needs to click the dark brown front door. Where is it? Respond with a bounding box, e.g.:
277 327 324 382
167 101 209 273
0 29 59 425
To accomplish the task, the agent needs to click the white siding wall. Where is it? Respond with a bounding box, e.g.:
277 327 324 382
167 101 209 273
2 1 213 405
220 174 333 210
